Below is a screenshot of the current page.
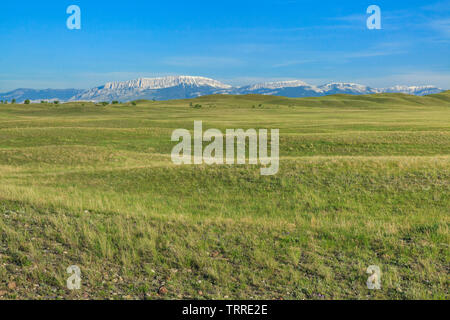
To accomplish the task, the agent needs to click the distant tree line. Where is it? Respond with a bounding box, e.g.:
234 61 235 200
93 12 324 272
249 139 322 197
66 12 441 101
1 99 130 106
0 99 16 104
20 99 59 105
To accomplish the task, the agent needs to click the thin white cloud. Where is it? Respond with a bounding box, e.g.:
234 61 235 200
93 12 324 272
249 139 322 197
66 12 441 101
428 18 450 37
162 56 243 68
422 1 450 11
330 13 366 23
272 59 316 68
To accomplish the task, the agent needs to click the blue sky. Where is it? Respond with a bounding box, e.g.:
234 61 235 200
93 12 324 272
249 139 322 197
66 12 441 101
0 0 449 91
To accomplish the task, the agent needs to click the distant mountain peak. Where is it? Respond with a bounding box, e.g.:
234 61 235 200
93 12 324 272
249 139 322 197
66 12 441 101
0 88 84 102
319 82 378 94
103 76 232 90
321 82 369 87
381 85 443 96
243 80 313 90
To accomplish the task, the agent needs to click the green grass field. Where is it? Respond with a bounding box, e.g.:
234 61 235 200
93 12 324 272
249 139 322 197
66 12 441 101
0 92 449 299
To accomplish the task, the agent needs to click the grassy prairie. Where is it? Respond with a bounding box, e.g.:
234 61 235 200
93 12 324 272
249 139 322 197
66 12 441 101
0 92 449 299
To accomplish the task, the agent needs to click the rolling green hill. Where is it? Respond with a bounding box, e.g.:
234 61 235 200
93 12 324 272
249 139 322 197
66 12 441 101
0 93 448 299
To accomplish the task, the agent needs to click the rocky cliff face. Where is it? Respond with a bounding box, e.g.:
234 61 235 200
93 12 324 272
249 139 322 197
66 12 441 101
70 76 233 101
103 76 232 90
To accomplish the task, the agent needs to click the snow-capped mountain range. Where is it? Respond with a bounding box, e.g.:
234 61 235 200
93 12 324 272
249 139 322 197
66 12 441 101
0 76 444 103
380 85 442 96
103 76 232 90
70 76 232 102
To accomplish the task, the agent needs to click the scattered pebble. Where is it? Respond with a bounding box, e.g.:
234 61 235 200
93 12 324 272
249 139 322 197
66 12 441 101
158 286 168 295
